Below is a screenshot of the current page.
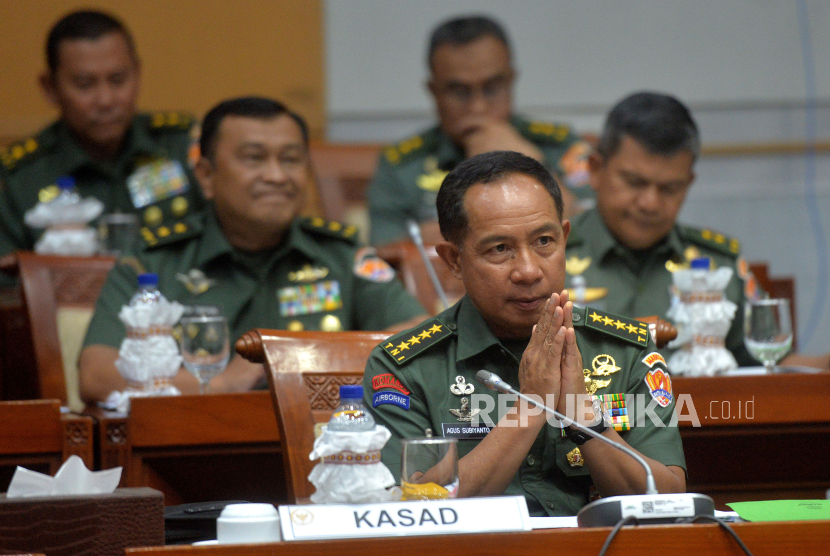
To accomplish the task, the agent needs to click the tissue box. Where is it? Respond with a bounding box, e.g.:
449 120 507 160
0 487 163 556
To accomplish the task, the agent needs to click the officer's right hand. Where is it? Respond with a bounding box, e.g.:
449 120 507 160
518 293 566 407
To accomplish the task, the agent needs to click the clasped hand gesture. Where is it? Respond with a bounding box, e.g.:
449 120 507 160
518 291 585 416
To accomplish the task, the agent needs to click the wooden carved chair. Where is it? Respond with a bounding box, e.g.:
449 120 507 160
235 330 391 503
0 399 93 493
16 252 115 411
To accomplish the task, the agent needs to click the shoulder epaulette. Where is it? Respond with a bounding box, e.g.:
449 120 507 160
140 209 202 250
518 119 572 144
146 111 195 132
299 217 359 243
383 130 438 165
381 317 453 366
679 225 740 257
0 135 43 172
578 308 650 348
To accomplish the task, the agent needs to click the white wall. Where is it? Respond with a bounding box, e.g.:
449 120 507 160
324 0 830 356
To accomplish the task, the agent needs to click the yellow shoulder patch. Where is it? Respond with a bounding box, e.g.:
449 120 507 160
1 136 40 171
583 309 649 348
524 121 571 143
384 134 426 165
300 217 359 242
381 318 453 366
149 111 194 130
681 225 740 257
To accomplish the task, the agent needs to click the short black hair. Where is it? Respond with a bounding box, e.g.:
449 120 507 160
437 150 563 245
597 91 700 161
46 10 136 73
199 96 309 161
428 15 511 70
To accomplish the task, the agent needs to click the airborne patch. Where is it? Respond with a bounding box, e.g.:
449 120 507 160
381 318 452 366
584 309 649 347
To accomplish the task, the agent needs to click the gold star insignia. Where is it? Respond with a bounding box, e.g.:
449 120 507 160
602 316 614 326
429 324 443 334
408 335 421 345
396 341 410 351
615 319 627 330
627 324 639 334
589 312 602 323
419 330 432 340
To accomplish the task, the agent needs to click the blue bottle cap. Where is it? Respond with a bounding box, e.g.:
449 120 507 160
137 273 159 286
56 176 76 190
339 385 364 399
690 257 711 270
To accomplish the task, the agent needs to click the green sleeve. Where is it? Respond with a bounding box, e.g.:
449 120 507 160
621 346 687 473
363 348 431 482
352 272 426 330
82 260 141 348
367 155 415 246
725 263 758 366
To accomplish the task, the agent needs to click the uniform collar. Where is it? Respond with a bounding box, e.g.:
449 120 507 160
571 208 685 261
193 210 321 269
453 296 514 362
52 115 162 177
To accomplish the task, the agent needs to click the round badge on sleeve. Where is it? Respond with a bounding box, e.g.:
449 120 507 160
353 247 395 283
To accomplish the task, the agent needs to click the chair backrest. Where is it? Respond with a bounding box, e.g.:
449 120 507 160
16 252 115 411
0 399 94 492
376 240 466 315
749 261 797 350
235 329 391 503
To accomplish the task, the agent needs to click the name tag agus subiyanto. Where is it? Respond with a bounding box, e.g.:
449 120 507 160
278 496 531 540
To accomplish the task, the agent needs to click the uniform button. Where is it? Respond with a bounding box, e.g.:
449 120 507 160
572 312 581 322
500 348 508 356
527 455 535 466
547 502 555 510
448 322 457 330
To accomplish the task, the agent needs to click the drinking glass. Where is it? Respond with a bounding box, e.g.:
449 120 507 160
178 314 230 393
400 437 459 500
744 298 793 374
97 213 139 256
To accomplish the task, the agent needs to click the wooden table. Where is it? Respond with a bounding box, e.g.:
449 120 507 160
87 392 286 506
129 519 830 556
675 372 830 508
85 373 830 509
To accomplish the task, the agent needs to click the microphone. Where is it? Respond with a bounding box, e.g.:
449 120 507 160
474 370 714 526
406 220 450 311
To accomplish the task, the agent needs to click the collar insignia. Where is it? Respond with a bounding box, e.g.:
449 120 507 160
288 264 329 282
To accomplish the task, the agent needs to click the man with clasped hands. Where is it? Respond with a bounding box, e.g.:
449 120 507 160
364 151 685 516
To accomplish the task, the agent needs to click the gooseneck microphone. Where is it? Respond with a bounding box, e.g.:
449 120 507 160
406 220 450 311
475 370 658 495
474 370 714 526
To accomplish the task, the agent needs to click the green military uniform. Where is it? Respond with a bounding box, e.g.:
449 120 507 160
367 116 593 245
363 297 685 516
83 209 426 351
0 112 205 264
565 209 757 366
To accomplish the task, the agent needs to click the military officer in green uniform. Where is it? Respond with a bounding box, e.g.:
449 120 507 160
0 11 204 282
567 91 830 370
80 97 427 403
364 151 686 516
367 15 592 246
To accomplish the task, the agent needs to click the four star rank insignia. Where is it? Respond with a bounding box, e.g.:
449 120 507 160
381 317 452 365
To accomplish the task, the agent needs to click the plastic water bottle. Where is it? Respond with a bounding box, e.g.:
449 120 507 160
130 273 162 306
327 385 375 431
54 176 81 207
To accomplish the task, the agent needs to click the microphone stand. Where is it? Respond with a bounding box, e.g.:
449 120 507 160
406 220 450 311
474 370 714 527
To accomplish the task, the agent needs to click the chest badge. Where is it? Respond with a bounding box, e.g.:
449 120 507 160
583 354 620 395
288 264 329 282
176 269 216 295
567 447 584 467
566 255 592 276
449 376 478 422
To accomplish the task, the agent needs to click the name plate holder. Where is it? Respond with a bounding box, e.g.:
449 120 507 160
278 496 531 541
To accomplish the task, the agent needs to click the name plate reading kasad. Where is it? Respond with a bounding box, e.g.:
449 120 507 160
278 496 531 540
